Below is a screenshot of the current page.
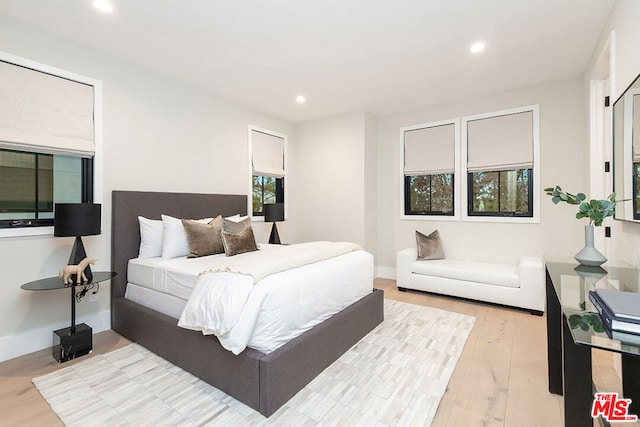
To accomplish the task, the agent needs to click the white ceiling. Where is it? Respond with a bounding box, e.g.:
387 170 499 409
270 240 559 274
0 0 614 123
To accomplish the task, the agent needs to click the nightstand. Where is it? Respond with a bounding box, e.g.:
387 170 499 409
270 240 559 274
21 271 116 362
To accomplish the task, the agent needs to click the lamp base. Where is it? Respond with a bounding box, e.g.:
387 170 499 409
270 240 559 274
68 236 93 282
269 223 281 245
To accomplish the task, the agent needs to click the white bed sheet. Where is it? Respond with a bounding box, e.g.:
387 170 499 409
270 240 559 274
125 246 373 354
127 255 206 300
125 282 186 319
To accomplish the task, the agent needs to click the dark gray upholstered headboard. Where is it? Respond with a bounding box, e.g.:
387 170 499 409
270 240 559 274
111 191 247 299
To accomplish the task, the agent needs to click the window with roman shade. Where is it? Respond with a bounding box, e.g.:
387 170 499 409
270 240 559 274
250 127 285 216
0 60 95 158
402 121 456 216
465 108 536 218
251 129 284 178
467 111 533 172
0 55 100 232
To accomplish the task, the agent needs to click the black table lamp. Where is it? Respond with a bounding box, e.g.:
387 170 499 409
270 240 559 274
54 203 101 281
264 203 284 244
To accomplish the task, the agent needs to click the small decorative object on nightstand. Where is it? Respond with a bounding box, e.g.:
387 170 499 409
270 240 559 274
59 257 97 285
264 202 284 244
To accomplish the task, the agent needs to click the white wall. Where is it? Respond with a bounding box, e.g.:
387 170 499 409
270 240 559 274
364 112 378 261
586 0 640 267
376 76 587 273
288 112 369 248
0 19 294 361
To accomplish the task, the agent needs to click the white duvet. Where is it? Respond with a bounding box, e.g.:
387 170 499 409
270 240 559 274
177 242 373 354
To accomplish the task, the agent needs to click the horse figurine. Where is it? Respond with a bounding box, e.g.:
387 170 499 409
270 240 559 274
58 257 97 284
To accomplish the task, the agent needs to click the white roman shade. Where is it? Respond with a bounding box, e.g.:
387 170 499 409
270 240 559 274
252 130 284 178
633 94 640 162
0 60 95 158
467 110 533 172
403 123 455 175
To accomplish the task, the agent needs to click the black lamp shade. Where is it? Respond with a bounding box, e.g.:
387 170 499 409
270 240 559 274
264 203 284 223
54 203 101 237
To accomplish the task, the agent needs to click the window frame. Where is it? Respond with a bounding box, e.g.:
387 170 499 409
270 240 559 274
247 125 287 221
0 51 103 238
461 105 540 223
399 119 460 221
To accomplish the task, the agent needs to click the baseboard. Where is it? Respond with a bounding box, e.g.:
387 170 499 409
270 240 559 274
375 266 396 280
0 309 111 362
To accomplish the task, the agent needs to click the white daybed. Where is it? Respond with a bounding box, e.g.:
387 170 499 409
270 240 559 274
396 247 545 314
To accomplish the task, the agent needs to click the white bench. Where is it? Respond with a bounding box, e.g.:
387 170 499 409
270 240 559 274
396 248 545 314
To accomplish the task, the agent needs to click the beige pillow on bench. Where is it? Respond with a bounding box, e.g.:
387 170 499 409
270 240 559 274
416 230 445 260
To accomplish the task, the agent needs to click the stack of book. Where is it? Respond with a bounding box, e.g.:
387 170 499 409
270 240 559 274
588 289 640 346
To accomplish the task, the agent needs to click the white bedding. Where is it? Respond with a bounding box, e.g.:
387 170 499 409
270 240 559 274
125 243 373 354
125 282 185 319
127 254 207 299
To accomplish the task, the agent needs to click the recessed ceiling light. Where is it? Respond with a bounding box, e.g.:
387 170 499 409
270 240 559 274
93 0 114 14
295 95 306 104
470 41 485 54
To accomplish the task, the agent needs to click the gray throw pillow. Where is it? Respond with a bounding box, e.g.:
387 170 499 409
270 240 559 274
223 216 252 234
221 226 259 257
182 215 224 258
416 230 445 260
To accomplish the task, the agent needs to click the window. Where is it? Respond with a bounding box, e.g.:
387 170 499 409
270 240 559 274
468 169 532 216
0 149 93 227
402 121 457 217
0 54 101 235
252 175 284 216
464 106 539 220
404 174 453 215
249 126 286 217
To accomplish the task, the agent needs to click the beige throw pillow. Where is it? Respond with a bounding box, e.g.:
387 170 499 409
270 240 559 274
182 215 224 258
416 230 445 260
221 227 259 257
223 216 252 234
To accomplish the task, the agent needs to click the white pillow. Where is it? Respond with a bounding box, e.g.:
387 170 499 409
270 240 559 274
138 216 163 259
225 214 249 223
161 214 212 259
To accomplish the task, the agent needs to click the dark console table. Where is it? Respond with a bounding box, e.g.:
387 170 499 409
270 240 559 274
21 271 116 362
545 259 640 426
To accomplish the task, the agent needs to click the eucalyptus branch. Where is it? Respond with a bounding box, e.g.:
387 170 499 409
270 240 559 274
544 186 620 227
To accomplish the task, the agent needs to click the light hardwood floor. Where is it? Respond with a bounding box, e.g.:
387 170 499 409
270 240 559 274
0 328 131 426
0 278 633 426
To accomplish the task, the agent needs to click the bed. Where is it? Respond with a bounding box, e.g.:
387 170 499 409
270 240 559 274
110 190 384 417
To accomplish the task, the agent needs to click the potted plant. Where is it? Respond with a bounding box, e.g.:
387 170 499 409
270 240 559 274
544 186 620 266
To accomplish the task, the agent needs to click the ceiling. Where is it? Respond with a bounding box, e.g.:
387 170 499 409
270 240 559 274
0 0 614 123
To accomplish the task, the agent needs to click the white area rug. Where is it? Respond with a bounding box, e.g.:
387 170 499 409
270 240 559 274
33 299 475 426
